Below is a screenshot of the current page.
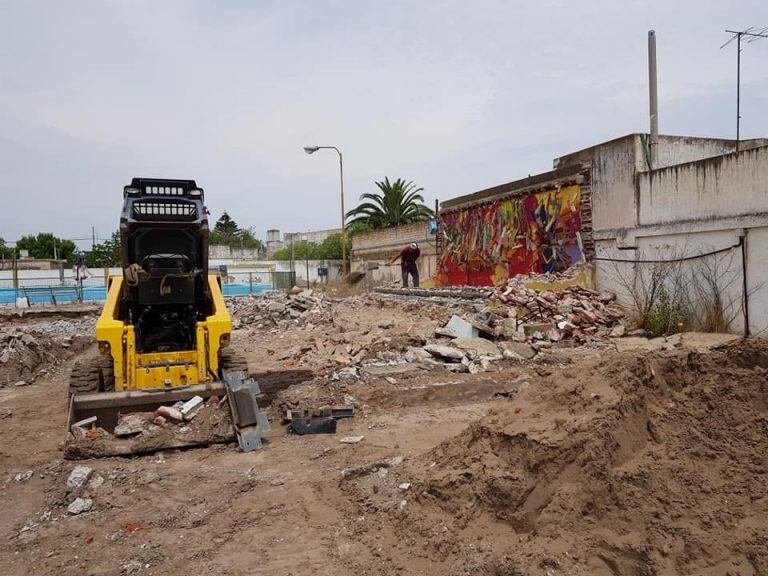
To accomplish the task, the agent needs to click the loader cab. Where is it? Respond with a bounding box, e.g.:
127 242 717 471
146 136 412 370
119 178 212 353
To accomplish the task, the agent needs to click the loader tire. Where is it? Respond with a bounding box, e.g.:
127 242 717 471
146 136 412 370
219 349 249 377
69 355 115 396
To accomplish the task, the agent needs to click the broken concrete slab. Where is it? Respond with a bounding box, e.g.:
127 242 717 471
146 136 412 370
361 363 422 377
404 347 433 363
452 338 500 357
423 344 466 361
438 315 479 339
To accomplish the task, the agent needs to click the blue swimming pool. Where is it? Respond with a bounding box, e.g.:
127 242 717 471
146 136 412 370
0 283 273 304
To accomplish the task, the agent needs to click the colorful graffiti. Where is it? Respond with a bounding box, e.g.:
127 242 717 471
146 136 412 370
438 185 584 286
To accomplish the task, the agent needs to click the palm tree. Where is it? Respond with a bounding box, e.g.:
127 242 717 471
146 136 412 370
346 178 433 229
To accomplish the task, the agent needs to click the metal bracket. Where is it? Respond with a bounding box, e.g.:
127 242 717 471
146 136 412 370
223 370 270 451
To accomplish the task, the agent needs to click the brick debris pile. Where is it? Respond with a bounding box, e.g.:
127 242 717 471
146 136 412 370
492 278 626 342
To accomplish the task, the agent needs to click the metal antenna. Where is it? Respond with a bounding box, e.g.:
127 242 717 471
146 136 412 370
721 27 768 153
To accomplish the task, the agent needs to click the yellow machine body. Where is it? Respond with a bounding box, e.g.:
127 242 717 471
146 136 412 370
95 274 232 391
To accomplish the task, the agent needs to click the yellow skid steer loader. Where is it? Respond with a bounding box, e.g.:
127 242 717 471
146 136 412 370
65 178 267 458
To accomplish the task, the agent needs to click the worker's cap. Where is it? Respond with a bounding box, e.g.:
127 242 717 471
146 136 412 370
410 243 418 249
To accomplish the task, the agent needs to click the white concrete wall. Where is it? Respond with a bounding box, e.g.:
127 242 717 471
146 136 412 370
595 229 754 334
592 143 768 335
638 146 768 226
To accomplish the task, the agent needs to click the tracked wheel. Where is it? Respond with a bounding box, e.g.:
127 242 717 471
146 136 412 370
69 355 115 396
219 349 249 378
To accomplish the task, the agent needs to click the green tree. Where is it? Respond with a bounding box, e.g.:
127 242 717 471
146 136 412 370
317 233 343 260
346 177 433 229
85 231 121 267
0 238 16 260
210 213 264 252
272 240 318 261
236 227 264 251
16 233 77 262
213 212 239 241
272 233 344 261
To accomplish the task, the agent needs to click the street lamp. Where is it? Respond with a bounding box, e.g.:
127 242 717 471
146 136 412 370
303 145 347 275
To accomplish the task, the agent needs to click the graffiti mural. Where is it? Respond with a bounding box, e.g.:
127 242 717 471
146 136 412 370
438 185 585 286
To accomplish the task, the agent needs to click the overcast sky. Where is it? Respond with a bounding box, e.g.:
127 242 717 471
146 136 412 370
1 1 766 248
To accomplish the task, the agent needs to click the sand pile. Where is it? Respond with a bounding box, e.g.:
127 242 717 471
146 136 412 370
403 340 768 575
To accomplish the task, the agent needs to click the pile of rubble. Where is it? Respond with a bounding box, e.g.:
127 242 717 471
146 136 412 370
492 280 626 342
0 317 95 387
227 288 331 329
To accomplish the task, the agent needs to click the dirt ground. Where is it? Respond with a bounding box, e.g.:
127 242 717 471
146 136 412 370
1 294 767 576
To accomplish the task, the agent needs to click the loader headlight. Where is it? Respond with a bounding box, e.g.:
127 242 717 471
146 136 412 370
124 187 141 196
189 189 203 198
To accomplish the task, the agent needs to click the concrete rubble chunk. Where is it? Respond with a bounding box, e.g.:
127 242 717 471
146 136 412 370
499 341 537 360
67 497 93 515
361 363 421 377
14 470 33 483
423 344 466 361
398 483 411 491
114 413 151 437
66 466 93 492
336 366 360 381
404 347 433 363
437 315 480 339
340 435 365 444
445 363 469 373
452 338 500 357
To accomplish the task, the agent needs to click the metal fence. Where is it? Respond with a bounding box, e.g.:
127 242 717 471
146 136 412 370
0 270 297 306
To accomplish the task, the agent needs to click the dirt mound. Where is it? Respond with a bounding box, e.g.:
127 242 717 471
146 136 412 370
395 340 768 575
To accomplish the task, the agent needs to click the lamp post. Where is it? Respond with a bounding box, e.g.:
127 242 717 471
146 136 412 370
303 145 347 275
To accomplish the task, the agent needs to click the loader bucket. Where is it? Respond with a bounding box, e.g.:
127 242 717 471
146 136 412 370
64 383 235 459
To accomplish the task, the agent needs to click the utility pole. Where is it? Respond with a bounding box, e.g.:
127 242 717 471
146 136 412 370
91 226 96 249
648 30 659 168
721 27 768 153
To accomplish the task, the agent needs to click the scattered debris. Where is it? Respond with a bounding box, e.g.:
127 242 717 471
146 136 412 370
14 470 33 483
66 466 93 492
340 435 365 444
114 413 153 438
67 497 93 515
341 456 405 479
